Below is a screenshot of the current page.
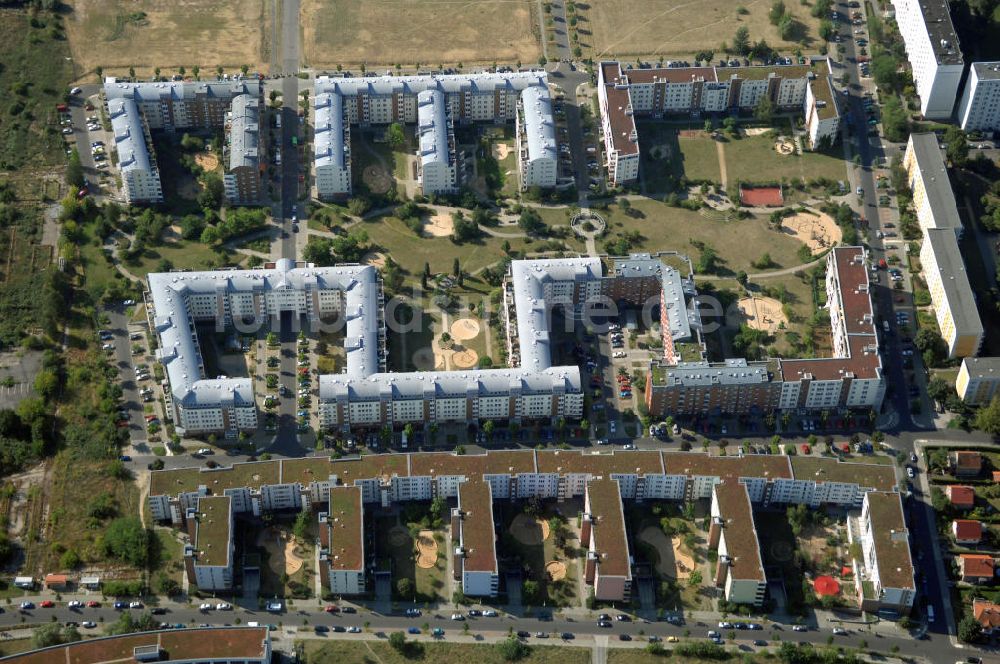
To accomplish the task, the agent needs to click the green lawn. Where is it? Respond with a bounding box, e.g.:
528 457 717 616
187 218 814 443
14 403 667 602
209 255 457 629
386 300 435 373
678 136 723 183
637 123 721 188
721 134 848 184
302 641 592 664
600 200 806 275
361 215 534 279
374 515 448 602
124 240 239 278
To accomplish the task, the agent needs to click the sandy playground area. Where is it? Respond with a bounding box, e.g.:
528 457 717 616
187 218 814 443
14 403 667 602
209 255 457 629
493 143 512 161
363 165 393 194
780 210 842 255
639 526 694 580
451 318 481 341
256 526 306 576
194 152 220 171
451 348 479 369
732 296 789 335
415 529 439 569
510 514 551 546
545 561 567 582
775 139 796 155
423 212 454 237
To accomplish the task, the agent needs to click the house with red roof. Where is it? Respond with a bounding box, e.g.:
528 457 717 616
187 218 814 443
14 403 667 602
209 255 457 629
953 519 984 545
950 451 983 478
947 485 976 509
974 599 1000 634
959 554 995 584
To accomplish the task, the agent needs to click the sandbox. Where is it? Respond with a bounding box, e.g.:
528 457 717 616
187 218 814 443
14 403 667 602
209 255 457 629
510 513 550 546
733 296 789 335
450 318 481 341
415 529 438 569
545 560 567 582
256 526 305 576
493 143 512 161
780 210 842 254
363 165 392 194
451 348 479 369
194 152 220 171
638 526 694 580
423 213 454 237
363 251 388 268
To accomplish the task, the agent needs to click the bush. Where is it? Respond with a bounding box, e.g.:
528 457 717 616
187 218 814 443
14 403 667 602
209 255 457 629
495 636 531 661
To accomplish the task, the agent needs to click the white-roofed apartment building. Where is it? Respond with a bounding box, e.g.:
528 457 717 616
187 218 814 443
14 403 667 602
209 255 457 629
516 85 558 189
416 89 458 195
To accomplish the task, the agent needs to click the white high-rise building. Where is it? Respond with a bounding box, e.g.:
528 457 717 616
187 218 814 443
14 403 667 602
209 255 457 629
892 0 964 119
416 89 458 195
958 62 1000 132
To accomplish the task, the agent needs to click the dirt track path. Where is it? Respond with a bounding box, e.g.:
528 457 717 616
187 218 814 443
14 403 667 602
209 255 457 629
716 141 728 190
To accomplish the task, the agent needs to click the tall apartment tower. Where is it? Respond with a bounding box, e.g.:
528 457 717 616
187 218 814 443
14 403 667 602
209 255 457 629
891 0 964 119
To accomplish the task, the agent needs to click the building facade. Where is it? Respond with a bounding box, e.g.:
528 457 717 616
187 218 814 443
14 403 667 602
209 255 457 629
416 89 458 195
891 0 964 119
109 98 163 204
319 486 366 595
583 478 632 601
646 247 885 417
314 92 353 197
711 482 766 606
183 496 233 591
957 357 1000 405
958 62 1000 131
516 85 558 189
454 479 499 597
597 60 840 186
850 491 916 614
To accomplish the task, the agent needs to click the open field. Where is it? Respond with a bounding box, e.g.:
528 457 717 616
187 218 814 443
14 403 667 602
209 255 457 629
586 0 823 59
63 0 268 77
600 199 805 275
375 515 447 601
302 641 591 664
722 134 848 184
126 240 240 277
637 124 721 186
301 0 540 67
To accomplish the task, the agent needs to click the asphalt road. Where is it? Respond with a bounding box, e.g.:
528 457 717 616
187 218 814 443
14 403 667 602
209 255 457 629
0 600 974 662
104 304 149 446
549 62 593 195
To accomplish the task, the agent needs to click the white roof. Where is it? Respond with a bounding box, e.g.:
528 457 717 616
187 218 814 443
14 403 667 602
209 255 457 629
315 71 548 98
520 85 557 164
314 92 347 169
104 77 255 103
228 94 260 171
109 98 153 174
417 89 451 168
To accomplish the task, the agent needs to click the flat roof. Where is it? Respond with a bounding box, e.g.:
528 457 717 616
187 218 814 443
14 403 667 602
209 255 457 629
0 627 268 663
536 449 664 476
907 133 963 232
973 61 1000 81
904 0 963 65
714 481 765 582
789 456 896 491
327 486 364 572
924 228 983 338
586 478 630 578
864 491 915 591
458 479 497 573
962 356 1000 381
193 495 231 568
662 452 792 481
409 449 536 478
150 458 281 496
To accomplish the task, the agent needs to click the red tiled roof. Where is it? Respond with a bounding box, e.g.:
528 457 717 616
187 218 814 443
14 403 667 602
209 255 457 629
960 554 995 579
948 485 976 507
953 519 983 542
974 599 1000 629
953 451 983 472
993 471 1000 482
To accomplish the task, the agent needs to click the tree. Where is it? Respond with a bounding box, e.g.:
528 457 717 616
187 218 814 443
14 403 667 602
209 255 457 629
881 96 909 143
959 615 983 643
944 126 969 167
101 517 152 568
453 257 461 277
518 208 546 235
65 149 84 189
522 580 541 604
241 64 250 76
754 96 774 124
975 395 1000 436
155 571 180 596
292 509 311 541
198 172 225 209
396 578 414 599
451 211 481 242
495 636 531 661
33 623 77 649
733 26 751 56
192 65 200 80
483 420 495 439
387 122 405 149
818 18 835 41
688 570 702 586
769 0 786 24
927 377 953 405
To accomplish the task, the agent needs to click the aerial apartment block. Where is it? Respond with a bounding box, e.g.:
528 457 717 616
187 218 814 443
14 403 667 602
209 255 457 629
956 357 1000 405
108 97 162 204
183 495 234 591
416 89 458 195
958 62 1000 131
312 71 557 199
597 60 840 186
849 491 916 613
224 94 264 205
515 85 558 189
103 78 263 205
646 247 885 417
904 134 983 358
147 448 909 610
891 0 964 119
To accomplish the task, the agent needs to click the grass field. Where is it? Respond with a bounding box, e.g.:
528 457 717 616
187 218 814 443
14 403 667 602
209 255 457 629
586 0 823 59
374 515 448 601
599 199 805 275
301 0 540 68
722 134 848 185
302 641 591 664
125 240 240 277
64 0 269 77
637 123 722 187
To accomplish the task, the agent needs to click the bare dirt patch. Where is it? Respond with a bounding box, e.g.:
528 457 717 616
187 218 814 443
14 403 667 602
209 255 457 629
64 0 268 76
545 560 567 582
450 318 481 341
363 165 392 194
451 348 479 369
363 251 387 268
510 514 550 546
493 143 512 160
423 212 454 238
301 0 540 67
775 139 796 155
415 529 438 569
780 210 842 255
257 526 306 576
194 152 220 172
730 297 789 335
639 526 693 580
